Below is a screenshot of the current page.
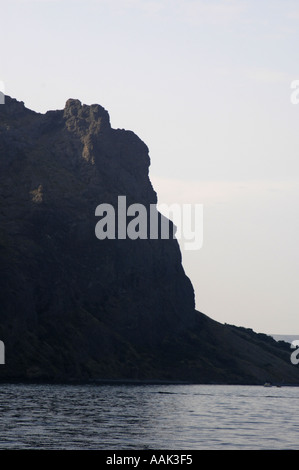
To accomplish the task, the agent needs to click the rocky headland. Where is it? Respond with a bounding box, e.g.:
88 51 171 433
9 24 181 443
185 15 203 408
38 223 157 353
0 96 297 385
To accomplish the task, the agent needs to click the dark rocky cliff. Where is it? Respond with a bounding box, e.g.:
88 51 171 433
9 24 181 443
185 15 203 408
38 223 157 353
0 96 298 384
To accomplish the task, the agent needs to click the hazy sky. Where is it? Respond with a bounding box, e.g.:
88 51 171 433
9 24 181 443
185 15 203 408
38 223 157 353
1 0 299 334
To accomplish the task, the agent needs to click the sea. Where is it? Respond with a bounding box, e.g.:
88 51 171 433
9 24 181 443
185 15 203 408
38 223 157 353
0 382 298 450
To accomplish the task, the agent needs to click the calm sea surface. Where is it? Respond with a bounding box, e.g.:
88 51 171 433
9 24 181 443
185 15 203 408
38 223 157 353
0 383 298 450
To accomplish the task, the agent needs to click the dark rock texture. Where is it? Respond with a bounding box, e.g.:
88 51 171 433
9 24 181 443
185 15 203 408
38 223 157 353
0 96 298 385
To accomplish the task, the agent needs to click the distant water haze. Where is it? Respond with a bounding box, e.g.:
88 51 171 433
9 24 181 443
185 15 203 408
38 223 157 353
272 335 299 344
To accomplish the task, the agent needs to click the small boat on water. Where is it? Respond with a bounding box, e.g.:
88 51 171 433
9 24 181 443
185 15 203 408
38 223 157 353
263 382 272 387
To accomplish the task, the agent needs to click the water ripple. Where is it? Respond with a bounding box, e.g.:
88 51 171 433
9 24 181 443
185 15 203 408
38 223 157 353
0 383 298 449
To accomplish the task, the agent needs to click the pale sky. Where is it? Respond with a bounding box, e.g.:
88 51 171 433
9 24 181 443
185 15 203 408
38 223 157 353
1 0 299 334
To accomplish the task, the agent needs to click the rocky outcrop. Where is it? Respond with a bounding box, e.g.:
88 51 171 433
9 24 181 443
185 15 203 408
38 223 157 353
0 96 298 384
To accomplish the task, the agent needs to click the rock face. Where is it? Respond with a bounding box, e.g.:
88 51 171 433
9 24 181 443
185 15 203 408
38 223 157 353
0 96 298 384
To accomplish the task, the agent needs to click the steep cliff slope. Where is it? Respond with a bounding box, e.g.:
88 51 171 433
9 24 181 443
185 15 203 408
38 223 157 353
0 96 298 384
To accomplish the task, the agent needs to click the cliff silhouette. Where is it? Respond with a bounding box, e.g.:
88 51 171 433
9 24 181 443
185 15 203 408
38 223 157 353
0 96 298 385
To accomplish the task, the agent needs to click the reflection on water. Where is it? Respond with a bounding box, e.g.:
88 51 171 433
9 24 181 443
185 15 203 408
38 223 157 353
0 383 298 449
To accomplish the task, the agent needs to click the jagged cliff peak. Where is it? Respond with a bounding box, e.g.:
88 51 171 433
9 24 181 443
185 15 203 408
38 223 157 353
62 98 111 133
